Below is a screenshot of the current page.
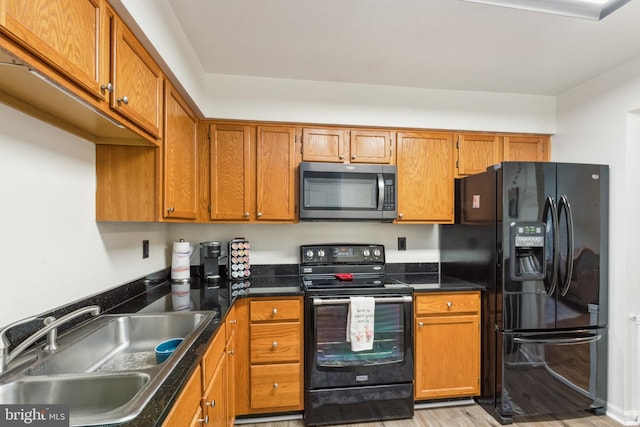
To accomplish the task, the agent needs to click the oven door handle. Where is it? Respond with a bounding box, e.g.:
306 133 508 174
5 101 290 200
312 296 413 305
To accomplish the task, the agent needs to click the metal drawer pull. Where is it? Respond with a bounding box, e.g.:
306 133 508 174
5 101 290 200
272 308 278 315
206 400 215 408
418 321 424 328
447 301 452 308
313 296 412 305
273 382 279 389
197 415 209 425
272 341 278 348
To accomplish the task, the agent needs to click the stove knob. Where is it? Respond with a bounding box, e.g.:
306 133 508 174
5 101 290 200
363 249 370 257
373 248 381 257
317 249 325 258
305 249 314 259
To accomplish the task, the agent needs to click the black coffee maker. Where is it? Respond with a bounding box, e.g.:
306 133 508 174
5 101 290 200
199 241 221 282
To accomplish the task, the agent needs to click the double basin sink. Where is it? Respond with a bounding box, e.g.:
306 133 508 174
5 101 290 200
0 310 216 426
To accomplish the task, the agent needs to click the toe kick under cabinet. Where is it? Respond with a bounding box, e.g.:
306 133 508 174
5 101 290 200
248 297 304 413
414 291 480 401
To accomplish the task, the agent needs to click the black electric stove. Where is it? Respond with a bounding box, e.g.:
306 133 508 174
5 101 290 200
300 244 414 426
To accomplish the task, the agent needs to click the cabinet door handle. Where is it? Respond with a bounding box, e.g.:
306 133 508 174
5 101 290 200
244 212 250 217
418 321 424 328
166 207 174 213
206 399 215 408
273 382 279 389
352 153 357 160
197 415 209 425
339 154 345 160
100 83 113 93
272 341 278 348
229 319 237 325
117 95 129 105
257 212 262 217
228 349 235 355
398 213 404 219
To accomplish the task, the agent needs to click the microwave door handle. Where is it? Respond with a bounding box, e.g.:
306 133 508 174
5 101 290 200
377 174 384 211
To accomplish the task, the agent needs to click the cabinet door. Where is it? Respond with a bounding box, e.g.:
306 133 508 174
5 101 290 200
255 126 297 221
209 124 252 220
456 133 501 176
112 17 163 138
163 83 198 220
0 0 105 98
203 351 227 427
415 314 480 399
350 130 393 164
302 128 348 162
161 364 202 427
396 132 454 222
503 135 549 162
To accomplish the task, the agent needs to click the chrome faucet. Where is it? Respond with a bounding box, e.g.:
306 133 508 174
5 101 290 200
0 305 101 373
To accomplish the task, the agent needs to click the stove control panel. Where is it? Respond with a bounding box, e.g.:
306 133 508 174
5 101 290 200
300 244 385 265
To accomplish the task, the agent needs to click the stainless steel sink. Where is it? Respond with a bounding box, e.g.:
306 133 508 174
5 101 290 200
0 310 216 426
0 373 149 423
28 312 208 375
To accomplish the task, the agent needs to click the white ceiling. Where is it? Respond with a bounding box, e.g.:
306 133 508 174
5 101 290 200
167 0 640 96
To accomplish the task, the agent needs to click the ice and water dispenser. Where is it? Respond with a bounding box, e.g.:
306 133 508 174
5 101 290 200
509 222 546 281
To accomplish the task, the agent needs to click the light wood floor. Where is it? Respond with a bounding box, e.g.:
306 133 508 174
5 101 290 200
236 403 622 427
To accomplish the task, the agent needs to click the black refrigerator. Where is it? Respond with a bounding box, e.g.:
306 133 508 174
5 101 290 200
441 162 608 424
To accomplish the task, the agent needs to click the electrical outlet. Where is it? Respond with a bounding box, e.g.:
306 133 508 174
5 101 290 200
142 240 149 258
398 237 406 251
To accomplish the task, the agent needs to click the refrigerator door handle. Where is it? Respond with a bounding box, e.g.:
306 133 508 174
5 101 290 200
542 195 559 296
558 194 575 296
513 333 601 345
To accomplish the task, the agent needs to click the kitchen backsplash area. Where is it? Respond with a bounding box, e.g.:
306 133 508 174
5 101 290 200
169 222 439 266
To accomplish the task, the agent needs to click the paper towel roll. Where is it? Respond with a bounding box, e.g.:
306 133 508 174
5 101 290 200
171 240 193 280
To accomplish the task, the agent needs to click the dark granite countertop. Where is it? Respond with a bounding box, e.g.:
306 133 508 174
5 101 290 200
1 264 483 426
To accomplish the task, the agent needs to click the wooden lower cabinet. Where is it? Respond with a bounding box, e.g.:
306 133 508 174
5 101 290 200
414 292 481 400
162 308 237 427
161 363 203 426
237 296 304 415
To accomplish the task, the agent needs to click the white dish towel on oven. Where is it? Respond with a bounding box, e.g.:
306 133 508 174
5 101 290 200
346 296 375 352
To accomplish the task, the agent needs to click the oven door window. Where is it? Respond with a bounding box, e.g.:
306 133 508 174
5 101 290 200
315 303 405 366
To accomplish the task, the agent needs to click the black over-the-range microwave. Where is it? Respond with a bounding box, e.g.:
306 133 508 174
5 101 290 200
299 161 397 221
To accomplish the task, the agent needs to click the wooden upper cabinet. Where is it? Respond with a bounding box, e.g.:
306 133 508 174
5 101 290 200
301 127 392 164
255 126 297 221
302 128 348 162
503 135 550 162
456 133 501 177
0 0 106 99
163 83 198 221
112 17 163 138
350 130 393 164
396 132 454 223
209 123 252 221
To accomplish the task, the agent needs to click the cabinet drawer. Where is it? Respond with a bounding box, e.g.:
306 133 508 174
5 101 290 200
202 327 225 386
415 292 479 315
250 322 301 363
250 299 300 322
250 363 302 409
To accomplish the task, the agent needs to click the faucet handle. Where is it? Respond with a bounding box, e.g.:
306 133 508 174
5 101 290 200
43 317 59 352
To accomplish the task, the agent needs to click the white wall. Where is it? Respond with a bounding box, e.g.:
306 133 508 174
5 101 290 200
555 56 640 425
204 73 556 134
0 103 169 326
